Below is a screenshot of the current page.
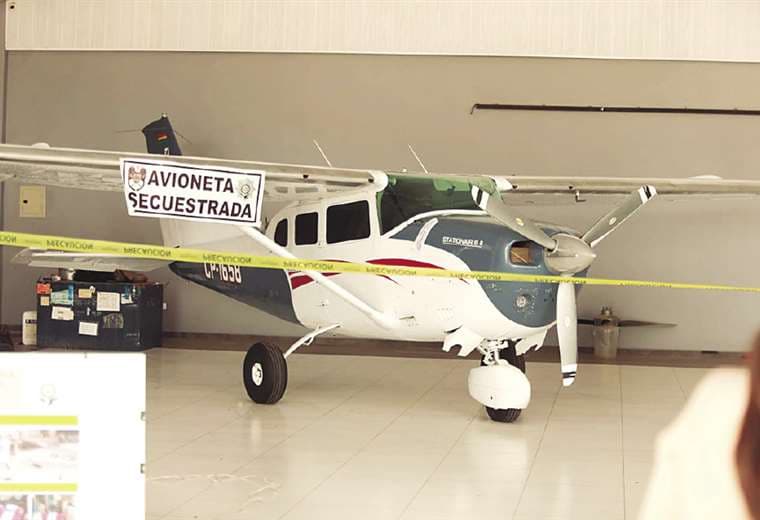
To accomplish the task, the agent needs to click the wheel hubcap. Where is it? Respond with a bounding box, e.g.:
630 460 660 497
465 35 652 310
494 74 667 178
252 362 264 386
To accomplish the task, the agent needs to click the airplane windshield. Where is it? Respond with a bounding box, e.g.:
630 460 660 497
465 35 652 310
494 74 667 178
378 175 477 233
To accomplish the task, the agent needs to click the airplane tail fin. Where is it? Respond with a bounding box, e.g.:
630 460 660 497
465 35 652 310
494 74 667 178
142 115 232 250
143 114 185 248
142 114 182 156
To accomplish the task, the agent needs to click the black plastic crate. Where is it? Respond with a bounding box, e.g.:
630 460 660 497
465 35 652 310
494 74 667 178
36 279 163 351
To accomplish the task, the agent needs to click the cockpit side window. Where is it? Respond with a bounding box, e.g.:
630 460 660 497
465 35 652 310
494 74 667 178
295 212 318 245
327 200 371 244
274 219 288 246
378 175 477 233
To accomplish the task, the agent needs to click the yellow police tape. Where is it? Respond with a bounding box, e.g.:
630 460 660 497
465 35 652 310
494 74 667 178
1 230 759 293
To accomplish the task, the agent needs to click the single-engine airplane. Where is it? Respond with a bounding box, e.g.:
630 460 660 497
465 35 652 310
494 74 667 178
2 115 760 422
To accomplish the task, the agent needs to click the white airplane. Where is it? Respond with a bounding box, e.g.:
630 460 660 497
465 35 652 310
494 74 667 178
2 115 760 423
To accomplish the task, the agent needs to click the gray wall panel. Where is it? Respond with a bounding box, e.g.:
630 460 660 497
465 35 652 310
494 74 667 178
3 51 760 350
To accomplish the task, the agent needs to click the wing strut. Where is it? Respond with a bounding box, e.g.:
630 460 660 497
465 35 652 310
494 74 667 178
237 226 399 331
284 324 341 358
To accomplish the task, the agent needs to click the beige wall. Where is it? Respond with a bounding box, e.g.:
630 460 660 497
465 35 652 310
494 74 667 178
3 52 760 350
10 0 760 62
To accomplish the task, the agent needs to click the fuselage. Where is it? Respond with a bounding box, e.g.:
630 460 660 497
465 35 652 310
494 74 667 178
164 173 586 346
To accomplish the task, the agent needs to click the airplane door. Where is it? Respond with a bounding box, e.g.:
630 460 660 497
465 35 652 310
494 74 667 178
287 209 325 327
290 197 391 332
318 198 383 334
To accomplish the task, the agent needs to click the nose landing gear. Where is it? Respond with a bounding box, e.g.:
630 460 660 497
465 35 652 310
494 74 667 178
468 341 528 423
481 344 527 422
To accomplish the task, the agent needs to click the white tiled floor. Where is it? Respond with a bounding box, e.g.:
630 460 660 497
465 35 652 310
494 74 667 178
145 349 708 520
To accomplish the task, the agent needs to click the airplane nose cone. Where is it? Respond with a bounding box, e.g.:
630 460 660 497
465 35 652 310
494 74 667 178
577 246 597 264
545 234 596 274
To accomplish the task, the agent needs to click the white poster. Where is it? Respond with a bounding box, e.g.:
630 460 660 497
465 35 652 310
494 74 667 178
0 353 145 520
95 292 120 312
122 158 265 225
51 306 74 321
78 322 98 336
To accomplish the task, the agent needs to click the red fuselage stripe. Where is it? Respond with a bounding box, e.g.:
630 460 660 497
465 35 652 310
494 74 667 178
289 272 339 289
366 258 444 270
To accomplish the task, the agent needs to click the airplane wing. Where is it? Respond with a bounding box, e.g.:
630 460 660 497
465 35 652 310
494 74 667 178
497 174 760 196
0 143 384 200
11 249 170 272
388 171 760 206
3 143 760 199
0 143 385 278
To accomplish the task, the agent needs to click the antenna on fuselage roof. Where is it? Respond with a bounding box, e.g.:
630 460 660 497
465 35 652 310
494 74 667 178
407 144 429 174
312 139 333 168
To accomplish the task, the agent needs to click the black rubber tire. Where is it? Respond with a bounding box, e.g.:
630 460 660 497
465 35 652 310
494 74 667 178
481 343 526 423
243 342 288 404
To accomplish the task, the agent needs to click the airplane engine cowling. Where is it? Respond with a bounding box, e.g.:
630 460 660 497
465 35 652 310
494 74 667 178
467 364 531 410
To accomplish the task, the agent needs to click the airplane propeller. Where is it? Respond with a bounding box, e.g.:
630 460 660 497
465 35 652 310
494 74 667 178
471 187 557 250
556 279 577 386
471 184 657 386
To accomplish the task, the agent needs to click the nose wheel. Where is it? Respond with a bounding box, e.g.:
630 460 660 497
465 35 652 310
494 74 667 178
481 343 526 423
243 342 288 404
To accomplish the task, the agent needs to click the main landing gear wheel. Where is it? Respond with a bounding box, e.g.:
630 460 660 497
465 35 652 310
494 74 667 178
481 343 526 423
243 342 288 404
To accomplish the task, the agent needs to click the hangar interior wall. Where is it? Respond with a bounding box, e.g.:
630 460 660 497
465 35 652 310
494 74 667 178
2 51 760 351
8 0 760 62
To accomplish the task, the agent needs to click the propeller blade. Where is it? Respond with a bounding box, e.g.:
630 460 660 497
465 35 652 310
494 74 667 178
471 186 557 250
556 280 578 387
581 185 657 248
619 320 677 328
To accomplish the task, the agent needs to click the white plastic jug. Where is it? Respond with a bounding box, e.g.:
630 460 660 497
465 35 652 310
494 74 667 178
22 310 37 346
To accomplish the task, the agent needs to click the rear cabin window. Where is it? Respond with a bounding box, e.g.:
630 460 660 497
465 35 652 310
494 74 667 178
327 200 371 244
274 219 288 246
295 212 318 245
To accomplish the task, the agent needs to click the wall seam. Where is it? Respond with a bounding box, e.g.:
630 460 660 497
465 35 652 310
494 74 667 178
0 1 8 327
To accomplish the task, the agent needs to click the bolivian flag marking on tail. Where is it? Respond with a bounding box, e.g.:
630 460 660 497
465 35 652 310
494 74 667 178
121 158 265 226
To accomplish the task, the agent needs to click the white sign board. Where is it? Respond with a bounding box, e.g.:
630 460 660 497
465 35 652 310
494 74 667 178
0 353 145 520
122 158 265 225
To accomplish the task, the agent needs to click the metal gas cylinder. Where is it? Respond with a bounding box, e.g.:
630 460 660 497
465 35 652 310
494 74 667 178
592 306 620 359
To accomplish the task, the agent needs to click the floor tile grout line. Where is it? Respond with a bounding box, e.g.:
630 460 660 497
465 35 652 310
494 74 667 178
146 355 669 520
149 409 239 518
620 365 627 520
148 386 260 519
147 385 238 468
394 410 478 519
510 381 562 519
672 367 688 400
275 363 460 520
155 356 400 520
